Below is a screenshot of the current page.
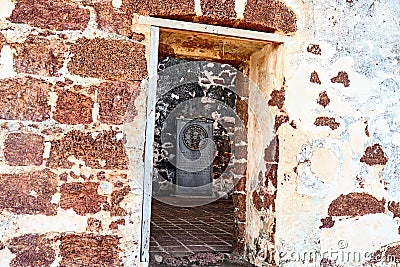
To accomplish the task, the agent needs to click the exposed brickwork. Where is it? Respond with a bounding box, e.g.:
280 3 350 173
48 130 127 169
8 234 56 267
60 182 107 215
236 96 249 127
4 133 44 166
240 0 297 33
54 90 93 125
307 44 322 55
360 144 388 166
265 164 278 188
310 71 321 84
264 137 279 163
199 0 237 26
14 35 66 76
232 193 246 221
331 71 350 87
87 218 103 232
385 245 400 262
388 202 400 218
317 91 330 108
0 77 51 122
0 32 5 50
320 216 335 229
60 234 121 266
275 114 289 131
252 190 263 211
110 186 130 216
8 0 90 31
268 89 285 109
97 81 140 124
68 38 147 81
314 117 340 130
328 192 385 217
0 170 57 215
233 177 246 192
124 0 195 21
109 219 125 230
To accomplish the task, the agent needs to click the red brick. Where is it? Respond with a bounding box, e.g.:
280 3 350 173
60 182 107 215
8 234 56 267
4 133 44 166
109 219 125 230
96 81 140 124
233 177 246 192
8 0 90 31
48 130 127 169
360 144 388 166
94 2 137 38
275 114 289 131
317 91 330 108
268 89 285 109
240 0 297 33
54 89 93 125
68 38 147 81
14 35 66 76
110 186 130 216
124 0 195 21
0 77 51 122
331 71 350 87
252 190 263 211
314 117 340 130
0 32 5 50
328 192 385 217
232 193 246 221
0 169 57 215
87 218 103 232
307 44 322 55
310 71 321 84
60 234 121 266
199 0 237 26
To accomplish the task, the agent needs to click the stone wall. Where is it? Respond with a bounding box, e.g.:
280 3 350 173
0 0 399 266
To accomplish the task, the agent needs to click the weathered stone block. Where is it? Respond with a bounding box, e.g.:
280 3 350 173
8 234 56 267
96 81 140 125
240 0 297 33
0 170 57 215
8 0 90 31
60 182 107 215
328 192 385 217
14 35 66 76
54 89 93 125
0 77 51 122
60 234 121 266
199 0 237 26
68 38 147 81
125 0 195 21
4 133 44 166
48 130 127 169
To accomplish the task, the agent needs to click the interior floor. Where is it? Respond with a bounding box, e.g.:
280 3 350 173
149 198 234 262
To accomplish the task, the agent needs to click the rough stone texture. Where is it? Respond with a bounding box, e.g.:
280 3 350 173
320 217 335 229
360 144 388 166
314 117 340 130
317 91 330 108
54 89 94 125
94 2 145 39
124 0 195 21
60 234 121 266
8 234 56 267
199 0 237 26
60 182 107 215
252 191 263 211
274 114 289 131
48 130 127 169
87 218 103 232
8 0 90 31
310 71 321 84
109 219 125 230
268 89 285 109
0 77 51 122
14 35 66 76
4 133 44 166
328 193 385 217
307 44 322 55
0 170 57 215
68 38 147 81
240 0 297 33
97 81 140 124
233 193 246 222
331 71 350 87
388 202 400 218
110 186 130 216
